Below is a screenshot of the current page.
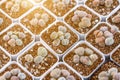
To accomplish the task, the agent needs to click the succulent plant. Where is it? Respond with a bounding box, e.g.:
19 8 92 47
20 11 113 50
105 0 113 8
73 55 80 63
100 26 108 32
66 75 75 80
3 31 26 47
73 47 98 66
72 10 92 28
10 68 21 76
50 68 76 80
50 31 59 40
24 54 33 63
53 39 61 46
93 26 117 47
85 48 94 55
37 47 48 57
112 14 120 23
58 26 67 33
61 39 69 45
74 10 87 18
80 56 93 66
34 56 44 64
58 77 66 80
50 25 71 46
61 69 70 77
105 37 114 46
98 67 120 80
74 47 84 56
50 68 61 78
18 72 26 79
4 71 11 79
10 76 19 80
93 0 100 7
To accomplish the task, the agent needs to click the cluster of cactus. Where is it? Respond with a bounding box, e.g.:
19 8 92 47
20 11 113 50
73 47 98 66
0 68 26 80
3 31 26 47
94 26 118 47
50 26 71 46
72 10 92 28
53 0 71 11
93 0 113 8
50 68 76 80
29 13 49 27
24 46 48 64
5 0 29 13
98 67 120 80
